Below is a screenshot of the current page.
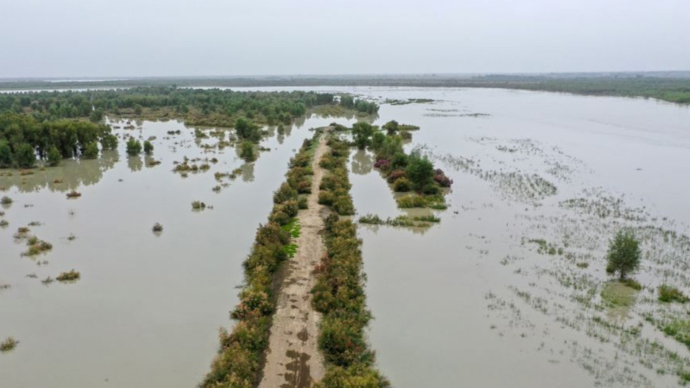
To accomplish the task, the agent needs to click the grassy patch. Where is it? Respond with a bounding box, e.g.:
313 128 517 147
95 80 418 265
601 281 639 308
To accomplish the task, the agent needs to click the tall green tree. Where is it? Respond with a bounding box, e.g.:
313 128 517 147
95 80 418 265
606 230 641 280
14 143 36 168
405 152 434 191
352 122 374 150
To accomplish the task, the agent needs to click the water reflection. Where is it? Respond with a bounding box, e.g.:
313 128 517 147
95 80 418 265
350 149 374 175
128 155 143 172
0 151 119 193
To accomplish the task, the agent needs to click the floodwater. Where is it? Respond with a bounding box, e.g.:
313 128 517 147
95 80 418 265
0 113 357 388
347 88 690 388
236 86 690 387
2 87 690 388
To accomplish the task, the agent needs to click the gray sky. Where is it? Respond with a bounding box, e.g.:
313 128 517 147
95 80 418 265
1 0 688 78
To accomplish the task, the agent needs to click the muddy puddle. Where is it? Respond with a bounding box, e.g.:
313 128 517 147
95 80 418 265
0 112 358 388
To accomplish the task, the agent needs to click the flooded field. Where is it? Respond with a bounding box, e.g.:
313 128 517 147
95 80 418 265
2 86 690 388
0 112 357 387
349 88 690 388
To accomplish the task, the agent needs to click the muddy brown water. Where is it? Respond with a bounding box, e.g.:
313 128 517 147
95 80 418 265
2 87 690 388
0 115 355 388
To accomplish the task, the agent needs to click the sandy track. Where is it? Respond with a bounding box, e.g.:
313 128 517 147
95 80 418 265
257 131 329 388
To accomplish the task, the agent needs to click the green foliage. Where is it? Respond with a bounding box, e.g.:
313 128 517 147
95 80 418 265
101 134 118 150
234 117 261 142
393 177 412 192
0 140 12 167
312 213 388 385
14 143 36 168
659 285 688 303
405 152 434 190
47 146 61 166
143 140 154 155
382 120 399 135
82 142 99 159
606 230 641 280
240 141 255 162
352 122 374 150
663 320 690 350
126 138 142 156
318 138 354 215
201 132 320 388
339 95 379 114
89 107 104 123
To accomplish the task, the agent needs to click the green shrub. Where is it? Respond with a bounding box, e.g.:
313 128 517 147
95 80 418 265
397 195 427 208
47 146 62 166
101 134 118 150
659 285 688 303
240 141 255 162
319 191 335 206
82 142 99 159
273 182 297 204
393 178 412 192
333 196 354 215
405 152 434 191
1 196 13 205
126 138 142 156
144 140 154 155
14 143 36 168
298 196 308 209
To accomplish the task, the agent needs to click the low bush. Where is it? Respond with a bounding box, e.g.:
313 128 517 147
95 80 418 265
0 337 18 352
56 270 80 282
144 140 154 155
393 177 412 192
273 182 297 204
659 285 688 303
126 138 142 156
386 169 406 183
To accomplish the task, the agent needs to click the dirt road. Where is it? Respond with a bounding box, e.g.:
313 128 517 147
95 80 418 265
257 132 329 388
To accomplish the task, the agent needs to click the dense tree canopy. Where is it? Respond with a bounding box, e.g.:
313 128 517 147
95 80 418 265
0 113 112 168
0 87 378 168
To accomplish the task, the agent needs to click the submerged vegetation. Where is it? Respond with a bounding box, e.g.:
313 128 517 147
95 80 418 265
359 213 440 228
56 270 80 282
200 132 319 388
0 337 19 352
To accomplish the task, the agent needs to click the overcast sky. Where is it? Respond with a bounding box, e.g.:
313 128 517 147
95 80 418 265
0 0 688 78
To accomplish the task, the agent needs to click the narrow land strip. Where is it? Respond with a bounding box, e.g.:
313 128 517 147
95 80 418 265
258 132 329 388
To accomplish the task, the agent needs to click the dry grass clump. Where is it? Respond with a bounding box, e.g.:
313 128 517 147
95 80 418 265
1 337 18 352
56 270 80 282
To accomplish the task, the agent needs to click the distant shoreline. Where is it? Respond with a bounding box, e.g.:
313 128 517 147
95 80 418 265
1 72 690 104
